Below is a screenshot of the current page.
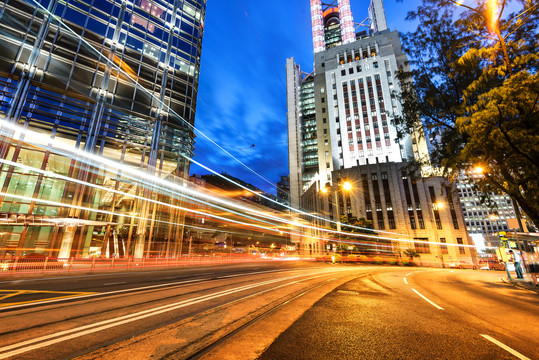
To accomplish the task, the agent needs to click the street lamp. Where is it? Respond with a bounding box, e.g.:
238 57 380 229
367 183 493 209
473 166 484 175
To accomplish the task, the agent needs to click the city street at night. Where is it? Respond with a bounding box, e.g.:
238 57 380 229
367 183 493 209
0 0 538 358
0 263 537 359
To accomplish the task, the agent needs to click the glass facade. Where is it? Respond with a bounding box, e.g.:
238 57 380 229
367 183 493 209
0 0 206 258
299 76 318 192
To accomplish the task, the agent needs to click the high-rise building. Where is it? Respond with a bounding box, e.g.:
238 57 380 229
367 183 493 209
0 0 206 258
288 0 429 209
288 1 475 265
277 176 290 206
455 170 518 249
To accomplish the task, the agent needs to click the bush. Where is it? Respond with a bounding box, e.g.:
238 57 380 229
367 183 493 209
347 254 357 262
388 259 397 265
373 256 383 264
358 255 368 262
402 260 410 266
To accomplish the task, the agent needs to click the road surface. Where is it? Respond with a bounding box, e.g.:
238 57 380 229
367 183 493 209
0 263 536 359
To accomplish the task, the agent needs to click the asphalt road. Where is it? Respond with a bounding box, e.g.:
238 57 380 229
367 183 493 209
0 261 359 359
0 264 536 360
258 268 538 360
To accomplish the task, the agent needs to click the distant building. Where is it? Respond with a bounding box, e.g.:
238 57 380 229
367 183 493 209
455 171 518 249
200 173 285 211
287 0 429 209
277 176 290 206
300 162 475 266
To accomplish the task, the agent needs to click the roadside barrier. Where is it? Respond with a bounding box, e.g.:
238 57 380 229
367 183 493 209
0 254 269 275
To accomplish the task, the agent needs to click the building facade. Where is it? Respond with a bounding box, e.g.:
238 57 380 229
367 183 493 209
456 171 518 249
0 0 206 258
288 1 474 265
287 0 429 209
300 162 476 266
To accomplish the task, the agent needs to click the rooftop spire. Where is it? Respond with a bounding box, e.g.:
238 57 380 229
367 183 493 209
369 0 388 33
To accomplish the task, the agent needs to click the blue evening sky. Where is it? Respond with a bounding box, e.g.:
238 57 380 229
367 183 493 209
191 0 422 194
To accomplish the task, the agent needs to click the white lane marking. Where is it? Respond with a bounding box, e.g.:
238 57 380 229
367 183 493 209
0 269 343 358
217 269 288 279
0 269 292 310
480 334 530 360
405 272 412 277
403 277 408 285
411 288 444 310
103 282 126 286
0 278 210 310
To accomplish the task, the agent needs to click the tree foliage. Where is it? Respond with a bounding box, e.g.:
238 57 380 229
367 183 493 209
403 248 420 259
329 215 376 235
394 0 539 226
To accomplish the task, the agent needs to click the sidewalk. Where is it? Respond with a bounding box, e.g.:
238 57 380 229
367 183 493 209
501 276 539 293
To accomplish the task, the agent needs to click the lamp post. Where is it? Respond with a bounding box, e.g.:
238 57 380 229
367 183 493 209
321 180 352 258
336 180 352 258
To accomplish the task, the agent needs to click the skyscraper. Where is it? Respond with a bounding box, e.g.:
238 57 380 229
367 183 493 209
288 0 429 209
289 1 475 265
0 0 206 258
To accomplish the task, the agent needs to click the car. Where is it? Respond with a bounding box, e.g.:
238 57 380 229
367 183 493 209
449 261 477 269
479 259 505 271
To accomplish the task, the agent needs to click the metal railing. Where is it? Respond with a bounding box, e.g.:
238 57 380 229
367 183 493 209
0 254 267 275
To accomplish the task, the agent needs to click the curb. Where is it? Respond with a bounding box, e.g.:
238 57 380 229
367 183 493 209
500 277 539 293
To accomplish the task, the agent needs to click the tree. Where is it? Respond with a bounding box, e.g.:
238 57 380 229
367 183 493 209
394 0 539 226
339 215 376 234
403 248 420 263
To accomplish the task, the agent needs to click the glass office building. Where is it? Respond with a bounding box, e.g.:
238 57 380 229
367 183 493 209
0 0 206 258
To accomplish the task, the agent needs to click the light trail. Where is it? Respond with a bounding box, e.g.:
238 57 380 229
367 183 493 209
0 268 355 359
0 118 415 240
0 158 282 229
0 191 294 239
0 156 476 252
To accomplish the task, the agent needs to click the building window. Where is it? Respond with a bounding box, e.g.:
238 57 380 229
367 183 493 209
341 70 346 76
439 238 448 254
414 239 430 254
409 213 417 229
457 238 466 254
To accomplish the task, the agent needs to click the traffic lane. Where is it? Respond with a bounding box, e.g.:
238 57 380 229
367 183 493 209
260 267 519 360
0 265 337 336
76 269 366 360
399 269 539 356
0 261 311 293
0 267 359 360
0 265 335 314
